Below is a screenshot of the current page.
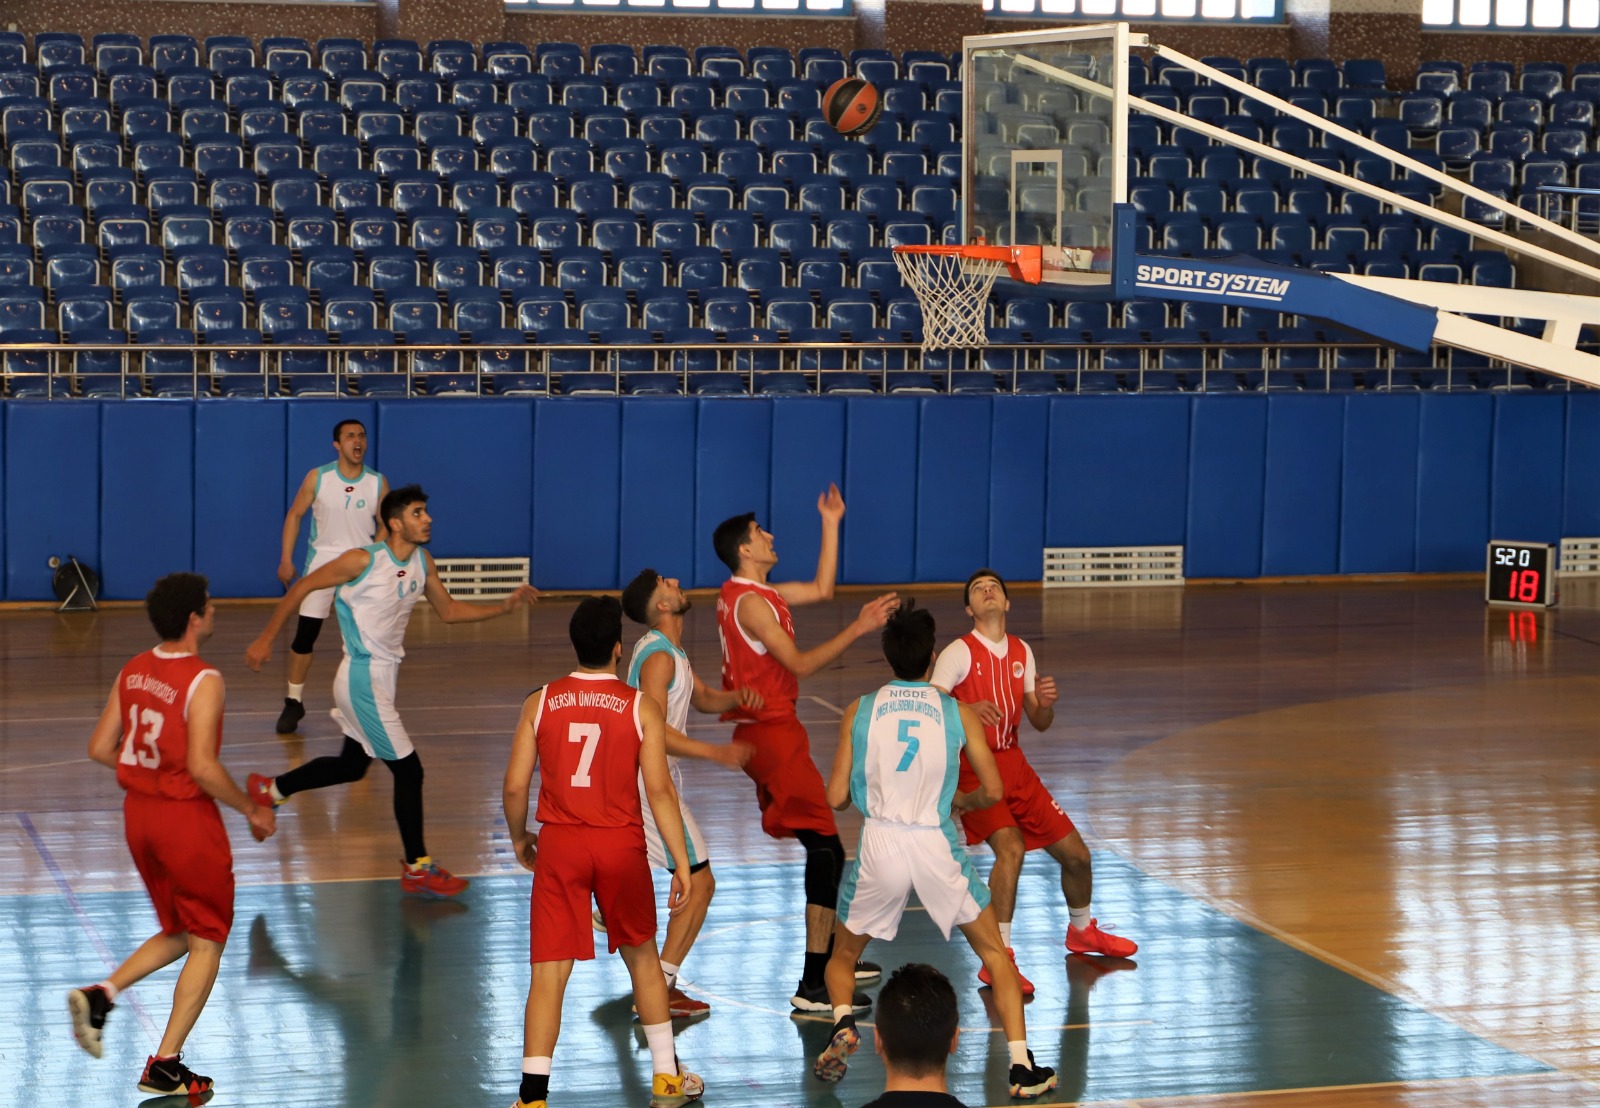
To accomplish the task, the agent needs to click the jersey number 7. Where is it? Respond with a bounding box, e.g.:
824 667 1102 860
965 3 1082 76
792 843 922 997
568 723 601 788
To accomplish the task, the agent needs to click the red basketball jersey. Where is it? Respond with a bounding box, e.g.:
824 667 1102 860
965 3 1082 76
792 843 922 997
115 648 224 801
533 672 645 829
717 577 800 722
946 632 1031 753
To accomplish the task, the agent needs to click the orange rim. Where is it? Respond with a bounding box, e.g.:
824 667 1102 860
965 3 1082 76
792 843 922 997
891 243 1044 284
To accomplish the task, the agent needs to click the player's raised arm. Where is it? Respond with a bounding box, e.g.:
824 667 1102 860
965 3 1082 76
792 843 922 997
740 587 898 681
86 682 123 770
689 671 763 717
638 652 749 769
952 702 1003 813
278 468 319 587
638 695 694 909
503 689 544 873
246 547 373 670
421 551 538 624
774 483 845 607
826 699 862 811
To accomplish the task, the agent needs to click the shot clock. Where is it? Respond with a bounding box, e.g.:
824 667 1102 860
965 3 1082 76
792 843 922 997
1485 541 1556 608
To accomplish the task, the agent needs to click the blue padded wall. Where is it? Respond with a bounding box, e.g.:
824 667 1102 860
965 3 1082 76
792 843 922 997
377 399 533 558
284 400 380 573
1261 395 1344 577
194 401 287 598
693 400 772 589
916 397 991 582
1562 393 1600 537
533 400 621 590
843 398 920 584
101 401 194 600
767 397 846 591
619 399 697 585
5 403 100 601
1340 393 1420 573
1046 396 1190 547
1415 392 1493 572
1491 393 1565 543
987 397 1050 582
1185 396 1267 579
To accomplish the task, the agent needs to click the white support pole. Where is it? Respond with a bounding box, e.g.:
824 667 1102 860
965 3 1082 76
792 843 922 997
1154 45 1600 269
1009 55 1600 290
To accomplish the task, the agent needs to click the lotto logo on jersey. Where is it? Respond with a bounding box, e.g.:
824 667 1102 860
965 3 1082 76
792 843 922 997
1012 661 1025 679
345 485 355 493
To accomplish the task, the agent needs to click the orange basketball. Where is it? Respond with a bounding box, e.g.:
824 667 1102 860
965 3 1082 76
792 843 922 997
822 77 883 137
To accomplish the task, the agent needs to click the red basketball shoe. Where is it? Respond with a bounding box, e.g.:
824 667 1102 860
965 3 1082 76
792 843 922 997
1065 919 1137 958
977 947 1035 996
400 861 469 898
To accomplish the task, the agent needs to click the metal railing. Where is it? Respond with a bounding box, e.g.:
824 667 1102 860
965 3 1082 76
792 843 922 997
0 336 1555 398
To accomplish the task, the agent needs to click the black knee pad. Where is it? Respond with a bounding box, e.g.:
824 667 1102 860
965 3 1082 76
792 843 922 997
337 736 374 782
797 830 845 908
290 615 324 655
385 751 423 788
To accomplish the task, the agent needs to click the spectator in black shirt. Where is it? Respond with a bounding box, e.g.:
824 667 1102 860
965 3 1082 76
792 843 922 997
858 964 969 1108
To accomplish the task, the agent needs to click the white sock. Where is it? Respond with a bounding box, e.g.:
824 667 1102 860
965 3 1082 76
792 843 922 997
522 1056 551 1075
998 921 1012 946
1068 905 1091 930
832 1003 854 1023
660 960 680 989
1008 1041 1031 1068
269 780 286 804
641 1021 677 1076
287 682 304 701
97 980 120 1002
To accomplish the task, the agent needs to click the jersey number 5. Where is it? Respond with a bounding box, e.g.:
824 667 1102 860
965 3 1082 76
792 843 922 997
895 719 920 772
567 723 601 788
120 706 164 769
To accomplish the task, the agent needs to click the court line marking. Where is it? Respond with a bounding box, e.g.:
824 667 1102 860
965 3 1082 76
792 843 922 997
17 812 160 1041
805 695 845 716
1057 1070 1585 1106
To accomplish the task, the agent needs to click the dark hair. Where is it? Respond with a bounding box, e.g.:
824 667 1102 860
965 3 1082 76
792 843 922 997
570 596 623 667
621 568 661 626
146 573 210 642
712 512 758 573
882 598 935 680
875 964 959 1077
964 568 1008 605
332 418 365 442
380 485 428 530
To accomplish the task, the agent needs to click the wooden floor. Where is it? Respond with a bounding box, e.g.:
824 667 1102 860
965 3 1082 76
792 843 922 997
4 579 1598 1107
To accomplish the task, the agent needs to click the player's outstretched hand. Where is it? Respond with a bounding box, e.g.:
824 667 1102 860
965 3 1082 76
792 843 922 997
244 636 272 672
277 559 296 589
734 686 765 712
817 482 846 524
667 869 691 915
513 833 538 873
1035 675 1059 710
717 741 755 770
969 700 1004 727
502 584 540 612
248 806 277 842
854 592 900 635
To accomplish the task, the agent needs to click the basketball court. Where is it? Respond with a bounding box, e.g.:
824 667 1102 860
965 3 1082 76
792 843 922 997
6 578 1598 1107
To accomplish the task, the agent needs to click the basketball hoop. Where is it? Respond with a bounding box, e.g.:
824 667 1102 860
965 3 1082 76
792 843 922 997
893 244 1044 350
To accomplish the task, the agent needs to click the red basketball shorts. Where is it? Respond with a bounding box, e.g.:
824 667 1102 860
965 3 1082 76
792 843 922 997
530 824 655 963
733 715 837 840
957 746 1076 851
124 792 235 944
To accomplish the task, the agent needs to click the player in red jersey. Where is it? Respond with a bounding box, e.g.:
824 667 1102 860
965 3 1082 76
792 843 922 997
502 596 704 1108
67 573 277 1099
932 569 1137 994
712 484 899 1011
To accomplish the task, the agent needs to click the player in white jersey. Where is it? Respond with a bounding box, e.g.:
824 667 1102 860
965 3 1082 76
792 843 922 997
274 419 388 735
813 601 1058 1101
613 568 763 1018
245 485 537 897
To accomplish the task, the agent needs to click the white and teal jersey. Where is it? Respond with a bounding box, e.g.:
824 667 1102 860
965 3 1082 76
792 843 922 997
333 543 427 665
850 680 966 828
627 630 692 734
305 463 384 573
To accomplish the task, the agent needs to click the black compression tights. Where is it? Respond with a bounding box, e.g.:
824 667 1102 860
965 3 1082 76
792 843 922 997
794 829 846 909
275 738 428 863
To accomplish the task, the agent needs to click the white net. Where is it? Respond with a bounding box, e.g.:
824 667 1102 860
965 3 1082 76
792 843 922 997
893 251 1006 350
